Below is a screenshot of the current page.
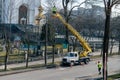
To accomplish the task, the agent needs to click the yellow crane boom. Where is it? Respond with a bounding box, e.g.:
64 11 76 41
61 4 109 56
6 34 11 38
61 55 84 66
53 13 92 57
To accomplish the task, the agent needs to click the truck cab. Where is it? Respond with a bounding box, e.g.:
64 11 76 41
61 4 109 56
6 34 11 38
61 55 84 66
62 52 90 66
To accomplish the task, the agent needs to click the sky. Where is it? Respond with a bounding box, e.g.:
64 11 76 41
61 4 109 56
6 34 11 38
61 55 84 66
41 0 108 10
41 0 120 16
41 0 86 10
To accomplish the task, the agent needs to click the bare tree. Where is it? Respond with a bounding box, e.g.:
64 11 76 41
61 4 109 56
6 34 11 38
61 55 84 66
75 0 120 79
43 0 67 66
25 0 34 68
102 0 120 79
3 0 15 71
61 0 88 52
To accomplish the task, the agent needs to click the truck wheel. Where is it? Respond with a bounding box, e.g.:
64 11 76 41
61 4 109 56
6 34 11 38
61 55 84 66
60 63 64 66
84 59 89 64
78 61 81 65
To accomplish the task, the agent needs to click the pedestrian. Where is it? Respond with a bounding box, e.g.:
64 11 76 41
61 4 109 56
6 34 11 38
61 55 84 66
97 61 102 75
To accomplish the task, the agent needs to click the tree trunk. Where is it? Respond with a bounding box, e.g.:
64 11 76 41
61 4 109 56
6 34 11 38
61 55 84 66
110 39 114 55
110 44 113 55
119 39 120 54
52 43 55 64
4 25 10 71
26 43 29 68
102 3 111 80
4 45 9 71
45 24 47 66
73 38 77 51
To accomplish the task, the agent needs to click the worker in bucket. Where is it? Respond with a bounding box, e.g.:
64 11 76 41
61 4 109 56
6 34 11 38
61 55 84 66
52 5 57 14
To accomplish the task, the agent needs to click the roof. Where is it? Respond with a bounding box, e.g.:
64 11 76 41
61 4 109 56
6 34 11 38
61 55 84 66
0 23 34 33
55 38 66 44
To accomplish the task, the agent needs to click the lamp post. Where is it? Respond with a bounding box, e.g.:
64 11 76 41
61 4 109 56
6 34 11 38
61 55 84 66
21 17 29 68
21 17 26 25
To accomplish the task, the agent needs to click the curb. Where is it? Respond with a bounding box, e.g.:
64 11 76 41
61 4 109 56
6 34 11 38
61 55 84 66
0 67 46 76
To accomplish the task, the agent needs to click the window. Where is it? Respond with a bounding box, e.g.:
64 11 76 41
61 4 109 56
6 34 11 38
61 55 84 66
18 5 28 24
75 54 77 57
67 53 74 57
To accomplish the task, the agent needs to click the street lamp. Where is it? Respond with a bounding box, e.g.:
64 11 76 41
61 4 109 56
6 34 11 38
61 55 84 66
22 17 28 67
21 17 26 25
21 17 29 68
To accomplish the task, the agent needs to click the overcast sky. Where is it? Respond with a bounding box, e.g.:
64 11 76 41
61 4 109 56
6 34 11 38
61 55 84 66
41 0 86 11
40 0 120 16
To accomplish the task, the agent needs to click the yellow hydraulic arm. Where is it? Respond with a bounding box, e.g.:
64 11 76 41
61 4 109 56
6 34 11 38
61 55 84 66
53 13 92 57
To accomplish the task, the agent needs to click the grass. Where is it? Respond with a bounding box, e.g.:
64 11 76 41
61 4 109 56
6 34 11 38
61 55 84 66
0 51 6 56
108 73 120 79
0 54 25 64
0 49 35 64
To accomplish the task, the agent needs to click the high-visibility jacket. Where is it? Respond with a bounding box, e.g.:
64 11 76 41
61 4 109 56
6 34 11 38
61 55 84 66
97 63 102 68
52 6 57 12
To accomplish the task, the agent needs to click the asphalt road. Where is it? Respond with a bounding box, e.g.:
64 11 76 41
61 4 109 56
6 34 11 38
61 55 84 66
0 55 119 80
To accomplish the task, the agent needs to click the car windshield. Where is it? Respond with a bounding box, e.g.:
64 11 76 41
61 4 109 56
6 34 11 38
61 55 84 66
67 53 74 57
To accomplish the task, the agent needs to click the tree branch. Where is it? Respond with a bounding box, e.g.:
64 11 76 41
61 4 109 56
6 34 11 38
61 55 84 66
111 0 120 7
103 0 107 13
68 1 86 18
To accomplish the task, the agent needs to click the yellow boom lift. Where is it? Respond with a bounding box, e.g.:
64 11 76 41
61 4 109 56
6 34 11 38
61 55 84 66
53 13 92 65
53 13 92 57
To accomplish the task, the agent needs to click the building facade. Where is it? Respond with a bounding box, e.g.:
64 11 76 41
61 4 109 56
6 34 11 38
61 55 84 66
0 0 6 23
5 0 42 25
0 0 2 23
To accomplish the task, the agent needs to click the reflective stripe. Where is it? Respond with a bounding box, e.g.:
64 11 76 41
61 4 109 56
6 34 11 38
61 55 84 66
52 7 57 11
98 63 102 68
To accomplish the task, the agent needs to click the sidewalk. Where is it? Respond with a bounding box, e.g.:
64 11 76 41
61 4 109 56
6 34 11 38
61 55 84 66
0 58 61 76
0 57 62 69
0 65 48 76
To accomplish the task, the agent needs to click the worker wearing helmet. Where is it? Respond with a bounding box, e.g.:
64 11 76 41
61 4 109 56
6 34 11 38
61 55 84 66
97 61 102 75
52 6 57 14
